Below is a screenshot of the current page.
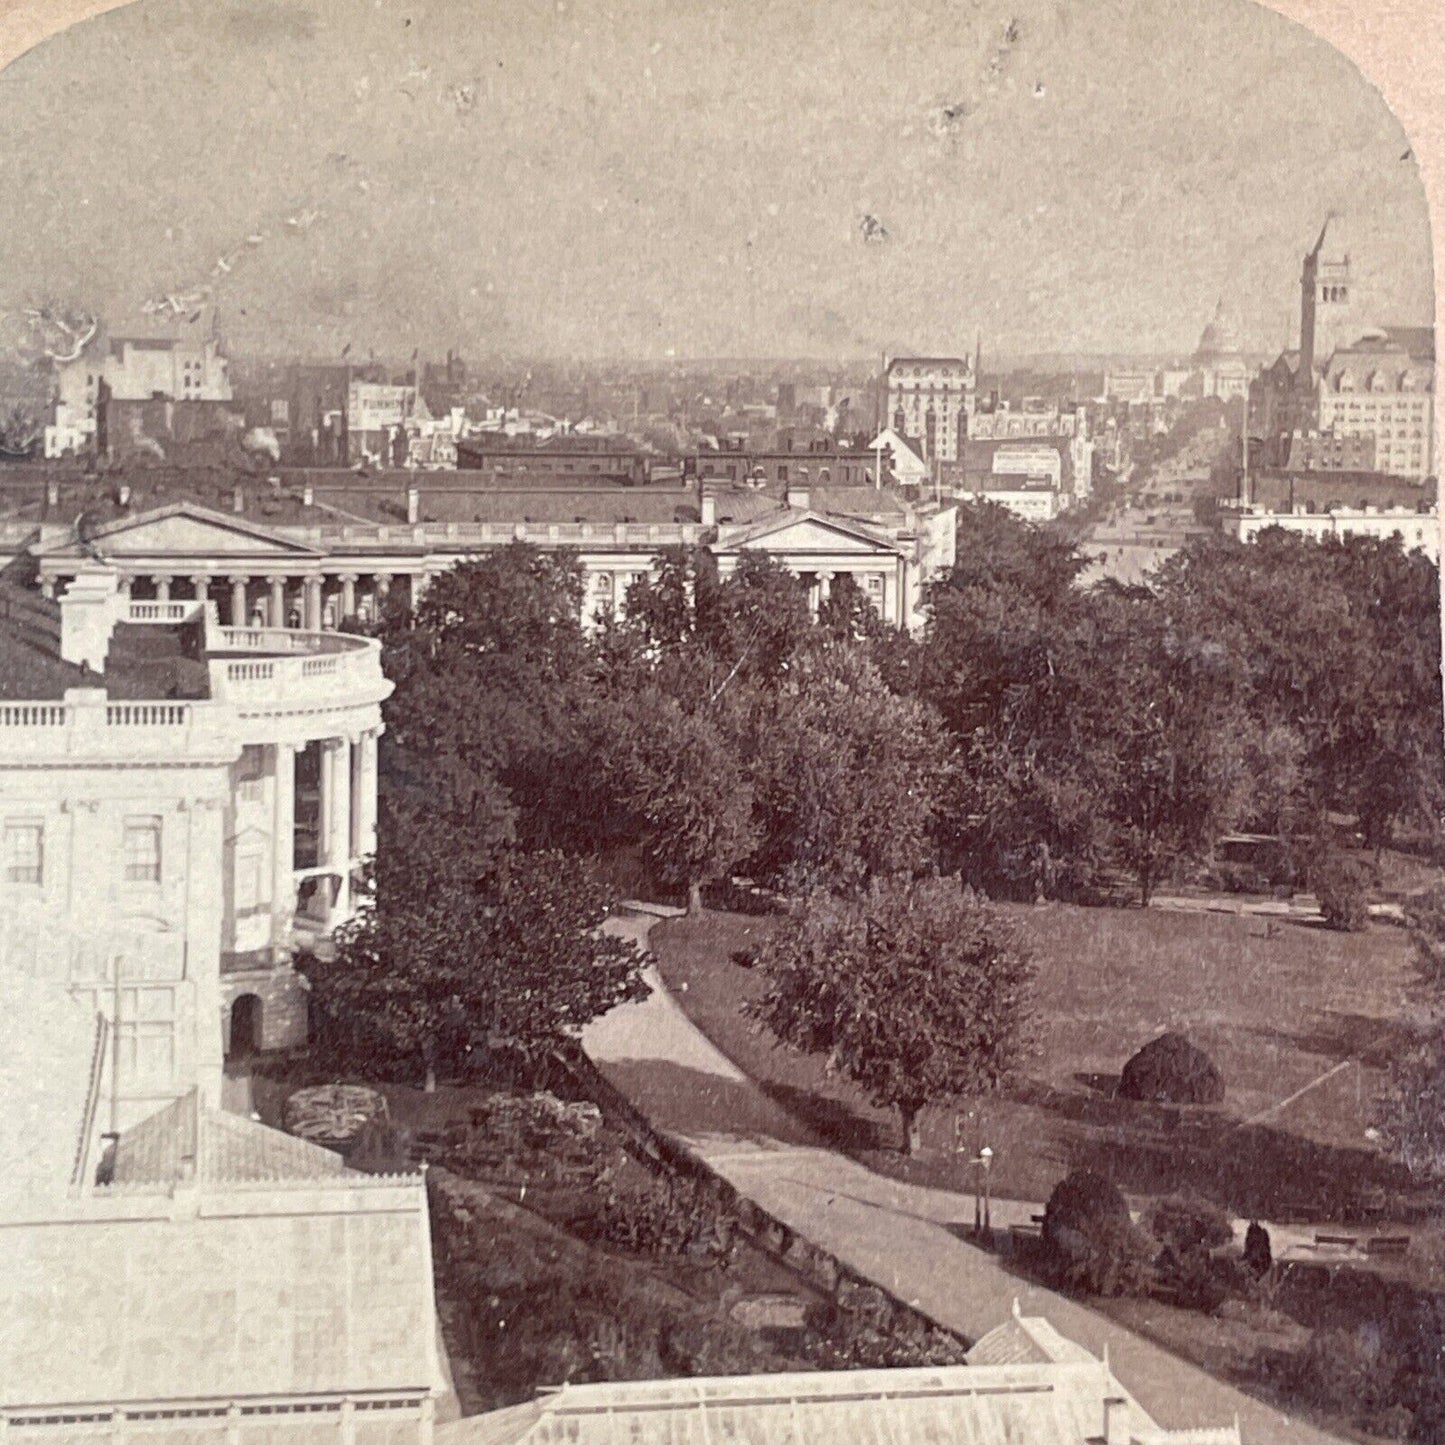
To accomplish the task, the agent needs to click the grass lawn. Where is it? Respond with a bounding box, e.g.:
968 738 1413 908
650 903 1429 1221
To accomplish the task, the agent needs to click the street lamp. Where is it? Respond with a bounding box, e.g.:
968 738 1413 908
972 1146 994 1238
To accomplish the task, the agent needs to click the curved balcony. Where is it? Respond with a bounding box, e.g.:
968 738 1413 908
206 626 391 718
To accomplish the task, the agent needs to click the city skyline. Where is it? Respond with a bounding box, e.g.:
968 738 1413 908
0 0 1433 362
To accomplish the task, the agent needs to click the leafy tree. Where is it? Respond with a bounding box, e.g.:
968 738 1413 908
745 878 1036 1153
310 847 648 1091
604 690 758 914
375 544 607 850
745 647 952 893
697 550 815 693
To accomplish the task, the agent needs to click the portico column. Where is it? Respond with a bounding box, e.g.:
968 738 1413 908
352 728 379 858
304 574 323 631
818 571 833 604
339 573 358 620
270 741 297 958
321 737 353 923
881 569 896 626
267 575 287 628
229 575 248 627
189 574 210 608
155 575 172 601
39 576 55 599
117 573 133 599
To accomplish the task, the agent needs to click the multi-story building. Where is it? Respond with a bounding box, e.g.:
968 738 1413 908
45 311 233 459
886 356 977 464
0 574 441 1442
1316 330 1435 482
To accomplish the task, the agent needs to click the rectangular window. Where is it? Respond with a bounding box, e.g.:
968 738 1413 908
4 822 43 885
236 849 264 913
123 817 162 883
117 985 176 1083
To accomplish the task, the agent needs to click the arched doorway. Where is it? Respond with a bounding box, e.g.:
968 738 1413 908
229 994 263 1056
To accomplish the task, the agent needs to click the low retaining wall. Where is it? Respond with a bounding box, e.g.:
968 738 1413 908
562 1048 972 1353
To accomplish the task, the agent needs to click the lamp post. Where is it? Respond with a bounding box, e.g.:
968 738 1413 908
972 1146 994 1239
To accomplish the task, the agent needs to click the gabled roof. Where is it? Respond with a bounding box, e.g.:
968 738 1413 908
717 506 905 556
30 500 326 561
112 1090 351 1185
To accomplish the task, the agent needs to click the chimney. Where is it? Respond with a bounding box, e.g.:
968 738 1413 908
406 486 421 524
1103 1395 1129 1445
302 482 315 507
232 486 244 514
700 487 717 528
59 567 124 672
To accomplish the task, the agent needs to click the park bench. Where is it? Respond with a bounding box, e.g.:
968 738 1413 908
1315 1233 1359 1249
1365 1235 1411 1256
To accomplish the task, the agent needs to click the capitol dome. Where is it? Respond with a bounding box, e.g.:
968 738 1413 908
1195 299 1242 361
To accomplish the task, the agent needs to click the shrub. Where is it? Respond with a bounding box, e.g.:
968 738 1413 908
1309 849 1371 932
1042 1171 1154 1297
1118 1033 1224 1105
592 1172 738 1265
1243 1220 1273 1277
1147 1194 1234 1255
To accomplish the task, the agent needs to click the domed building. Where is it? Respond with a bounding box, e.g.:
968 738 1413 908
1192 299 1250 400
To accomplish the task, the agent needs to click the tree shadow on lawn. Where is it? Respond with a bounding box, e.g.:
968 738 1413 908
1241 1011 1423 1070
594 1056 825 1149
754 1080 894 1154
1061 1112 1428 1222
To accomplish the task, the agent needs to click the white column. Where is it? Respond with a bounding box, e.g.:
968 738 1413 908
353 728 378 859
818 571 833 604
304 575 324 631
322 737 353 923
271 742 296 957
267 575 287 628
155 575 171 602
881 569 896 627
189 574 210 607
340 573 358 619
117 573 133 599
229 575 248 626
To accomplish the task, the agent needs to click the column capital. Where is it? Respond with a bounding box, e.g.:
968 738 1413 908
227 572 251 585
264 572 292 585
337 571 360 584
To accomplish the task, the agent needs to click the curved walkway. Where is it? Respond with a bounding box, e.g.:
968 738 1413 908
582 907 1348 1445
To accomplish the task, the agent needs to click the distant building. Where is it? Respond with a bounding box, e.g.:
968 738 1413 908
1316 329 1435 482
868 427 929 487
691 437 881 490
886 355 977 463
45 311 233 459
1232 503 1438 561
1248 221 1435 481
1191 300 1250 401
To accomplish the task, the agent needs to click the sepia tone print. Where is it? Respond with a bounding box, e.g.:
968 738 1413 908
0 1 1441 1442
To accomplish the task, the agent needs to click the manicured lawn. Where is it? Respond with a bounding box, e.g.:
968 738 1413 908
651 903 1428 1220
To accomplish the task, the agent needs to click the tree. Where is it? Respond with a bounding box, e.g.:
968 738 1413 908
696 550 815 693
745 647 952 893
309 848 649 1091
605 690 758 914
745 878 1036 1153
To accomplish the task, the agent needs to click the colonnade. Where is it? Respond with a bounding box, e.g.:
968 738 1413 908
270 729 379 951
41 570 437 629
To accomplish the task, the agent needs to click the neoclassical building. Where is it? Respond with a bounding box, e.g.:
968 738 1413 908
0 573 441 1441
2 476 953 635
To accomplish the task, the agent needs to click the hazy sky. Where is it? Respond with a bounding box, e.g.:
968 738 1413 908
0 0 1432 359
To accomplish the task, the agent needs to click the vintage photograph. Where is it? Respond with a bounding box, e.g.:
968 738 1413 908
0 0 1440 1441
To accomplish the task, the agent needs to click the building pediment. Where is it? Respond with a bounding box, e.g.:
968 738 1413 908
31 503 324 563
717 510 903 557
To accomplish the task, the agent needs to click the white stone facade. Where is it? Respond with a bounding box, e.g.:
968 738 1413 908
0 585 390 1127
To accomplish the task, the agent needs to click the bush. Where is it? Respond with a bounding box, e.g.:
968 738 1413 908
1147 1194 1234 1255
1042 1171 1154 1297
1119 1033 1225 1105
1309 848 1371 932
1243 1220 1273 1277
592 1172 738 1265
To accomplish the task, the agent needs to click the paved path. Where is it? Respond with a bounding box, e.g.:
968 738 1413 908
583 909 1348 1445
